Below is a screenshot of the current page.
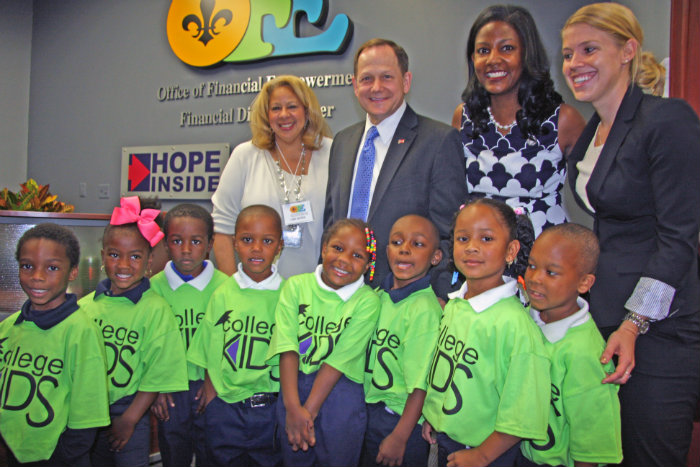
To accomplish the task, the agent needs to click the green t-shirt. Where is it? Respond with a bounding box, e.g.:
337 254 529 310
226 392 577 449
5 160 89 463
79 288 188 404
0 309 110 463
364 286 442 416
267 272 380 383
423 285 550 447
150 262 228 381
187 275 283 403
521 312 622 466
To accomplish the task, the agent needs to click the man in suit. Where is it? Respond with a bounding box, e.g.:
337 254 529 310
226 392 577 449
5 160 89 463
323 38 467 298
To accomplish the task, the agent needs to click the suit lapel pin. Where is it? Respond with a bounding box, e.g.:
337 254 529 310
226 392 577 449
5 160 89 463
397 138 405 144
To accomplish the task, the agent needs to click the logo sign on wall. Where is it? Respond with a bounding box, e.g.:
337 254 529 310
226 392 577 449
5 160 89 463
121 143 230 200
167 0 353 67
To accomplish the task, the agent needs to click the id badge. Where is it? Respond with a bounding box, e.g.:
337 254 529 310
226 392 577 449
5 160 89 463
281 200 313 226
283 224 303 248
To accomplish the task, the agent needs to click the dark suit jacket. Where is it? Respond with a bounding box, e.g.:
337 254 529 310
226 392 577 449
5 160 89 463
324 105 468 297
568 85 700 328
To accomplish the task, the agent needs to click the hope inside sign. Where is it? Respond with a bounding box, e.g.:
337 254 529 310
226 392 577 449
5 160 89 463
121 143 230 200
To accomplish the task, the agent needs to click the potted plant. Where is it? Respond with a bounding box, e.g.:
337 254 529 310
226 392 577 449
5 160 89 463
0 179 74 212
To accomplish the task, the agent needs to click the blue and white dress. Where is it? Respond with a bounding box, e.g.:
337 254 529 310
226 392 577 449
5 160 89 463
459 104 567 236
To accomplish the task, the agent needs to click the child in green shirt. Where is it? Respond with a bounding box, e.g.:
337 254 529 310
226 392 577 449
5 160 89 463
267 218 381 466
362 215 444 467
149 204 227 467
188 204 284 466
79 196 188 467
422 199 550 466
519 223 622 467
0 223 110 466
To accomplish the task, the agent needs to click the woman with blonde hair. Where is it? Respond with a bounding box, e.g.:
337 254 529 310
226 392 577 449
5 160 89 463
212 75 332 278
562 3 700 465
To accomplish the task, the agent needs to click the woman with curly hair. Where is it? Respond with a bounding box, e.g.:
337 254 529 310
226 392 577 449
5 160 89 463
212 75 332 278
452 4 585 236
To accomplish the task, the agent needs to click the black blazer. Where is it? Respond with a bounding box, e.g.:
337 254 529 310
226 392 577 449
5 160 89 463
323 105 468 297
568 85 700 328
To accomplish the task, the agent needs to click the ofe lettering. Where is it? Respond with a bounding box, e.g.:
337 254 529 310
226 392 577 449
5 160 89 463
167 0 353 67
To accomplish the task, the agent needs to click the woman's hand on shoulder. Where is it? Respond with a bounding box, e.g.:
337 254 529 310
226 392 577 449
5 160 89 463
557 104 586 156
452 104 464 130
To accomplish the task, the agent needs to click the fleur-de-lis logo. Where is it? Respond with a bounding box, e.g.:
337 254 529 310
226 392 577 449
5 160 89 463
167 0 250 67
182 0 233 46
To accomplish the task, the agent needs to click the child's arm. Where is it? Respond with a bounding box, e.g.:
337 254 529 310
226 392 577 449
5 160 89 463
110 391 158 451
150 393 174 421
421 420 436 444
302 362 343 419
446 431 520 467
195 372 217 414
280 351 315 451
574 462 596 467
376 389 426 466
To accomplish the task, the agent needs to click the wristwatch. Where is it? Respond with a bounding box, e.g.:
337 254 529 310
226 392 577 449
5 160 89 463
623 311 650 334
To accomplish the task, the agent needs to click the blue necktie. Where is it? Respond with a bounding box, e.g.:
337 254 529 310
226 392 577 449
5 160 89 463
350 126 379 221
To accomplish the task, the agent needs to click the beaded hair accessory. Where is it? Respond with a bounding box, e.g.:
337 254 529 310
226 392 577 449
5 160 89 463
365 227 377 281
110 196 164 247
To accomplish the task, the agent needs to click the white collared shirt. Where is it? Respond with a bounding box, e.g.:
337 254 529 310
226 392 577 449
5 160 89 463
314 264 365 302
347 100 407 217
448 276 518 312
530 297 591 344
575 125 603 213
234 263 283 291
164 260 216 292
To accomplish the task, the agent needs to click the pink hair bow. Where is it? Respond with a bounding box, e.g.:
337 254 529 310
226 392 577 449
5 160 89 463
110 196 164 247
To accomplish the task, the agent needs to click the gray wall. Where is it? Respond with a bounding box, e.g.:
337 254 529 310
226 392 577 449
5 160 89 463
2 0 670 222
0 0 32 191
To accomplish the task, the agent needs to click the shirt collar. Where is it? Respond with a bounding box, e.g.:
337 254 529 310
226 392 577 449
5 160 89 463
448 277 517 313
380 272 432 303
94 277 150 304
234 263 283 290
164 260 215 292
365 100 407 145
314 264 365 302
529 297 590 343
16 293 79 330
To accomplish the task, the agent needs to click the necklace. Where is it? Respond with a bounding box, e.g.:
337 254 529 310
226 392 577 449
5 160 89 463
487 106 517 132
274 141 305 203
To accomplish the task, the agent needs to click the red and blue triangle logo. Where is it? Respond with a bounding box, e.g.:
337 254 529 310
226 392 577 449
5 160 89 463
128 154 150 191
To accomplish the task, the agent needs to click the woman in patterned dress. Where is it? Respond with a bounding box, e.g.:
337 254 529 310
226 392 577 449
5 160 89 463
452 5 585 236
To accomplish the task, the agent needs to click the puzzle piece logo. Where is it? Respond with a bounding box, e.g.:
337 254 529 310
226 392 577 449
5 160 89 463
167 0 353 67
